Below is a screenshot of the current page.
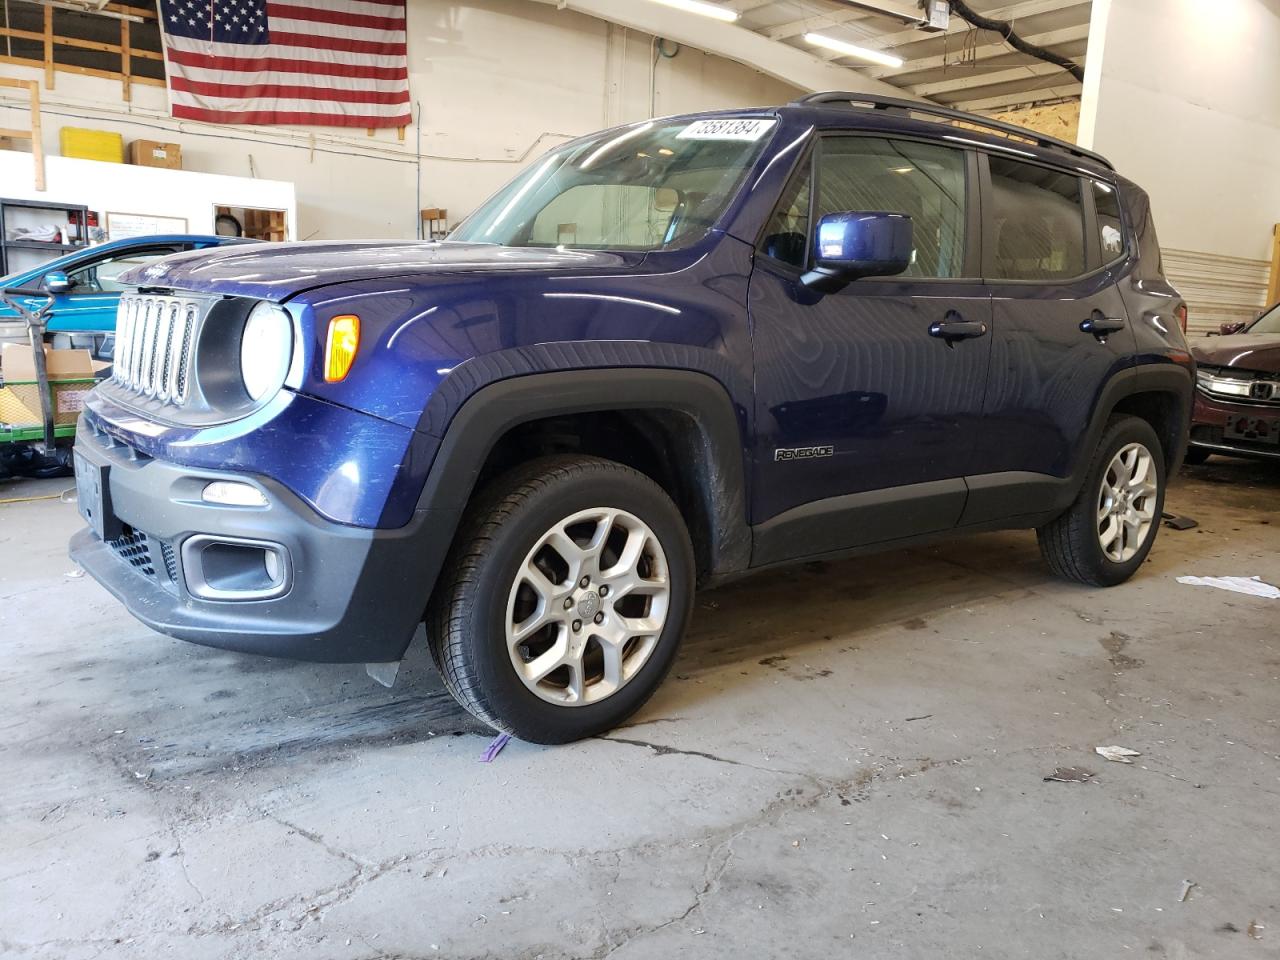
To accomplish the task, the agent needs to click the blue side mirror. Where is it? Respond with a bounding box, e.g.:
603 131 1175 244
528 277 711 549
803 212 913 291
43 270 73 295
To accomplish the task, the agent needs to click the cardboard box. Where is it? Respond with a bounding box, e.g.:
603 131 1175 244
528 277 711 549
60 127 125 163
0 343 95 427
1 341 95 381
129 139 182 170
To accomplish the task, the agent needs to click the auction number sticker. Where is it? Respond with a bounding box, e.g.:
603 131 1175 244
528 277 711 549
677 118 777 141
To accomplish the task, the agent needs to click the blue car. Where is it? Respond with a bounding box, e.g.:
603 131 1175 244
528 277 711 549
70 94 1193 743
0 234 251 337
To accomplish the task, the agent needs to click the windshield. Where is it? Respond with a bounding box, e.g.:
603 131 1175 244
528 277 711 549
450 116 777 251
1250 302 1280 334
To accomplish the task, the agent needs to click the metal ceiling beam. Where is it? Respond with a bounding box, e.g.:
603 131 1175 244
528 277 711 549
863 22 1088 78
525 0 914 98
909 60 1069 97
948 82 1081 112
765 3 890 42
807 0 1090 62
824 0 926 26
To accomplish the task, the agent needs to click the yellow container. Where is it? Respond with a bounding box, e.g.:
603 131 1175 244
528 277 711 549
60 127 124 163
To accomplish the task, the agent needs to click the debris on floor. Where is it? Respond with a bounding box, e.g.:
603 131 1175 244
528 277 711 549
480 733 511 763
1161 512 1199 530
1179 880 1196 903
1043 766 1095 783
1175 575 1280 599
1095 745 1140 764
1248 921 1265 940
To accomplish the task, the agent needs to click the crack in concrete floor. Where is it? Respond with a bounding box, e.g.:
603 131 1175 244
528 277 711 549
3 460 1279 958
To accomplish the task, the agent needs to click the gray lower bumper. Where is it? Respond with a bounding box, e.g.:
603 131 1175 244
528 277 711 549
69 421 445 663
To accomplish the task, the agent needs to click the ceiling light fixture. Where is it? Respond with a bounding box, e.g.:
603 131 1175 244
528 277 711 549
804 32 904 69
644 0 740 23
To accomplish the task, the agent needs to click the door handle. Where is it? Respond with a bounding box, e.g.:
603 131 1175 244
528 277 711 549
1081 312 1126 337
929 313 988 341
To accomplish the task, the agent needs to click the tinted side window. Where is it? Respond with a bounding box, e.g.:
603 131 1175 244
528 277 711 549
1092 180 1125 263
65 248 181 294
989 157 1085 281
760 159 812 269
817 137 966 279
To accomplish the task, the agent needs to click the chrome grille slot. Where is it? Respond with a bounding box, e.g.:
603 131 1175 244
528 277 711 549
111 293 209 406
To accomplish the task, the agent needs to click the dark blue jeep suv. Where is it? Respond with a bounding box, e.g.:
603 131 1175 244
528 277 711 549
70 94 1194 743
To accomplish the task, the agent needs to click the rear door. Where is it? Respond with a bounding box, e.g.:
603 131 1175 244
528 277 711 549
962 154 1136 524
749 133 993 565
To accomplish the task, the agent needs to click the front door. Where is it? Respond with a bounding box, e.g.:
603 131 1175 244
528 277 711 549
749 134 992 565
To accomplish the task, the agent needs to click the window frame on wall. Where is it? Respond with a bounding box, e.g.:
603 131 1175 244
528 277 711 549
756 130 983 283
0 0 164 102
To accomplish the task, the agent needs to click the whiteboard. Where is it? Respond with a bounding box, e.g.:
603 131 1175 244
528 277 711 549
106 211 189 241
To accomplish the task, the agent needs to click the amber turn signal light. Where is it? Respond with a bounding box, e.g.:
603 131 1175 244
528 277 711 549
324 314 360 382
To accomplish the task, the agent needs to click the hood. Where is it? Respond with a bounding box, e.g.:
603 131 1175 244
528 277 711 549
1191 333 1280 373
121 240 646 302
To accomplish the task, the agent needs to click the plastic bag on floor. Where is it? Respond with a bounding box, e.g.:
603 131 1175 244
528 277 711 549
1175 575 1280 600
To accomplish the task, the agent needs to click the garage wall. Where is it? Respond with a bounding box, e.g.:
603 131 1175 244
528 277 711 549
0 0 800 243
1079 0 1280 331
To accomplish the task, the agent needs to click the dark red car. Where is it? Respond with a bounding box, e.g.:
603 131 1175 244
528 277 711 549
1188 303 1280 463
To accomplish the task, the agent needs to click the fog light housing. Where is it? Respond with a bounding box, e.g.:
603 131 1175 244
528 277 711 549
202 481 268 507
181 535 291 601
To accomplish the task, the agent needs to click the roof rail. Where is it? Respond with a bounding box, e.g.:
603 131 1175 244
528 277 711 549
789 92 1112 170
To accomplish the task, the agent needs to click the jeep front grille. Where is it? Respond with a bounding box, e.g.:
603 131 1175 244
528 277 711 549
112 294 204 405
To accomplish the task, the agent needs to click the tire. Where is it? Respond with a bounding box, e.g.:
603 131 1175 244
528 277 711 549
1182 446 1211 466
1037 415 1166 587
427 455 696 744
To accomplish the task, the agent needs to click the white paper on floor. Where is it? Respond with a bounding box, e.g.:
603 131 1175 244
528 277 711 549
1175 575 1280 600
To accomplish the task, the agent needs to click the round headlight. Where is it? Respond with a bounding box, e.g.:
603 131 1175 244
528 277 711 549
240 302 293 402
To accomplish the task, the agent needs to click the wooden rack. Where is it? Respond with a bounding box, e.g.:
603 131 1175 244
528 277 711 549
0 78 44 190
0 2 165 103
1269 223 1280 309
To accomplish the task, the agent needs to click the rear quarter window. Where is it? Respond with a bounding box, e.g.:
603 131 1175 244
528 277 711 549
1092 180 1126 264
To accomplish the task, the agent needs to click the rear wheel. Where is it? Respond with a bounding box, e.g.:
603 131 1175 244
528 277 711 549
1037 415 1166 587
428 455 695 743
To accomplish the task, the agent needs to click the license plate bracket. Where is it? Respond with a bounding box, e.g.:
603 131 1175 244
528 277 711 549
1224 415 1280 445
73 451 124 540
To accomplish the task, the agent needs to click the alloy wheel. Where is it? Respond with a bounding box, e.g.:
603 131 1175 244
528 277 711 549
1096 442 1158 563
504 507 671 706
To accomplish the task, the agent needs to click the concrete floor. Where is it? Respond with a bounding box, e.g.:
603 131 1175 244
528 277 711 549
1 459 1277 960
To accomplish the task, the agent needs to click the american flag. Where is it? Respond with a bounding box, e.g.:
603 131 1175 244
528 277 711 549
158 0 411 128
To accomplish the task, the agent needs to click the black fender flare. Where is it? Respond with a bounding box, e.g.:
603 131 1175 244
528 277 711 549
414 365 753 582
1068 360 1194 495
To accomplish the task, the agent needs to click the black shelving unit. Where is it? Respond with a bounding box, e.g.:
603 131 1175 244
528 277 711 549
1 197 91 278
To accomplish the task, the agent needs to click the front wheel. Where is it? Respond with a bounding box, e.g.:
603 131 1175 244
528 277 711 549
427 455 695 743
1037 415 1166 587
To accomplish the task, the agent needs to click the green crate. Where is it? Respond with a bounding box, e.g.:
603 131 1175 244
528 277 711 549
0 376 95 444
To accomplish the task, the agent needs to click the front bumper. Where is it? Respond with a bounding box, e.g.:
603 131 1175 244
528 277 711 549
1189 391 1280 461
69 418 443 662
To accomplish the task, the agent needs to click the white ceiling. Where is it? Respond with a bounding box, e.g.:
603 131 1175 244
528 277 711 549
723 0 1091 112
